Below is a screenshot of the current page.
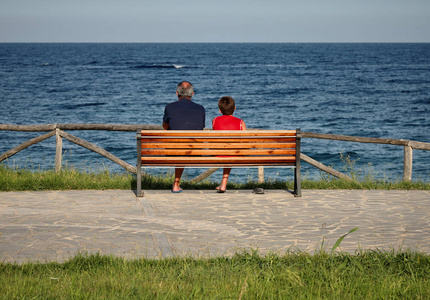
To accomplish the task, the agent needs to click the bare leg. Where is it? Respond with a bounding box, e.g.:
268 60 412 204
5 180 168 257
216 168 231 192
173 167 184 192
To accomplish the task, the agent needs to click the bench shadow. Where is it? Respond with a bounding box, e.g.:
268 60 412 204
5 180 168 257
283 189 296 195
130 177 138 196
130 176 298 197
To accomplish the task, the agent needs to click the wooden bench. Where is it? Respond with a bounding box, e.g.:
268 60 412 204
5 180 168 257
136 129 301 197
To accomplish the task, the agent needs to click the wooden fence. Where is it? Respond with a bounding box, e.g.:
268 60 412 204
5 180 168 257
1 123 429 183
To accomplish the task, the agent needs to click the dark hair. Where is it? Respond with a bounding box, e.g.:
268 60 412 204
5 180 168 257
176 81 194 98
218 96 235 115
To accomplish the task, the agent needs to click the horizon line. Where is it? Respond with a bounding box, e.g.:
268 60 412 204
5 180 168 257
1 41 429 44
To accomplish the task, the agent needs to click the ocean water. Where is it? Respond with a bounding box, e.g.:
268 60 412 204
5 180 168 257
0 43 429 182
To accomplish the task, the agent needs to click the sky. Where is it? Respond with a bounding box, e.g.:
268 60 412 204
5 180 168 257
0 0 429 43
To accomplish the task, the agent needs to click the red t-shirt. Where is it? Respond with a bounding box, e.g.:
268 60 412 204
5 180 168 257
212 115 244 130
212 115 244 158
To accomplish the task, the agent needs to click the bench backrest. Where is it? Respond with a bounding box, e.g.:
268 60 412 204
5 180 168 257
137 129 301 167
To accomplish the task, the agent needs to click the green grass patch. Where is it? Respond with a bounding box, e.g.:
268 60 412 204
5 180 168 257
1 163 429 191
0 164 134 191
1 250 429 299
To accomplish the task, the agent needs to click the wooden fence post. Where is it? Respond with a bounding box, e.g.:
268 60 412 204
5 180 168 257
403 144 413 182
258 166 265 183
55 128 63 173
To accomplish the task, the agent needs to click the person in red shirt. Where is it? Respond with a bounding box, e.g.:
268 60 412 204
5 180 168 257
212 96 246 193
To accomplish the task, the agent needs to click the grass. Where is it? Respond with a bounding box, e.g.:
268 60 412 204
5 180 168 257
0 164 134 191
1 158 429 298
1 250 429 299
1 163 429 192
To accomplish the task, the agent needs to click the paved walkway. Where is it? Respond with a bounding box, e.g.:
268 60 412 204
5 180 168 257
1 189 429 263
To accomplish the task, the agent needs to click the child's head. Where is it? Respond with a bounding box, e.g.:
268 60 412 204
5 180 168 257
218 96 235 115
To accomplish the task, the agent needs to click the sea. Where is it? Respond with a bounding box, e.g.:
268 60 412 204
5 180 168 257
0 43 429 182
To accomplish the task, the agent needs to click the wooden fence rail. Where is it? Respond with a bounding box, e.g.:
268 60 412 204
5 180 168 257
0 123 162 132
301 131 430 181
1 124 429 182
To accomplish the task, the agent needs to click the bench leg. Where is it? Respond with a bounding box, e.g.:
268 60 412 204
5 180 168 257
294 130 302 197
294 166 302 197
136 168 144 197
136 130 144 197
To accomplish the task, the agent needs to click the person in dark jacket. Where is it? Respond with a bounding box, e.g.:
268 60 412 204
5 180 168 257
162 81 205 193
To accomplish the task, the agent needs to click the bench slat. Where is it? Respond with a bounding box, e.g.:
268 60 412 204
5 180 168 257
141 149 296 156
141 130 297 137
141 156 296 164
141 142 296 149
142 163 296 167
141 137 296 143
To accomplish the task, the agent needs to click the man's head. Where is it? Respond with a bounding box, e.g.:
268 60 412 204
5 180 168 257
176 81 194 98
218 96 236 115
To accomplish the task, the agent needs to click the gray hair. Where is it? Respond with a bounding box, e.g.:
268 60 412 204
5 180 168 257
176 81 194 98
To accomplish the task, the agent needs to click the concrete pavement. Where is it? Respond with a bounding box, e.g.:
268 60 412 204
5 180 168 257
1 189 429 263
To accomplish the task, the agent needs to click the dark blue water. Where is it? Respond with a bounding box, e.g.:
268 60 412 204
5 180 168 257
1 43 429 182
